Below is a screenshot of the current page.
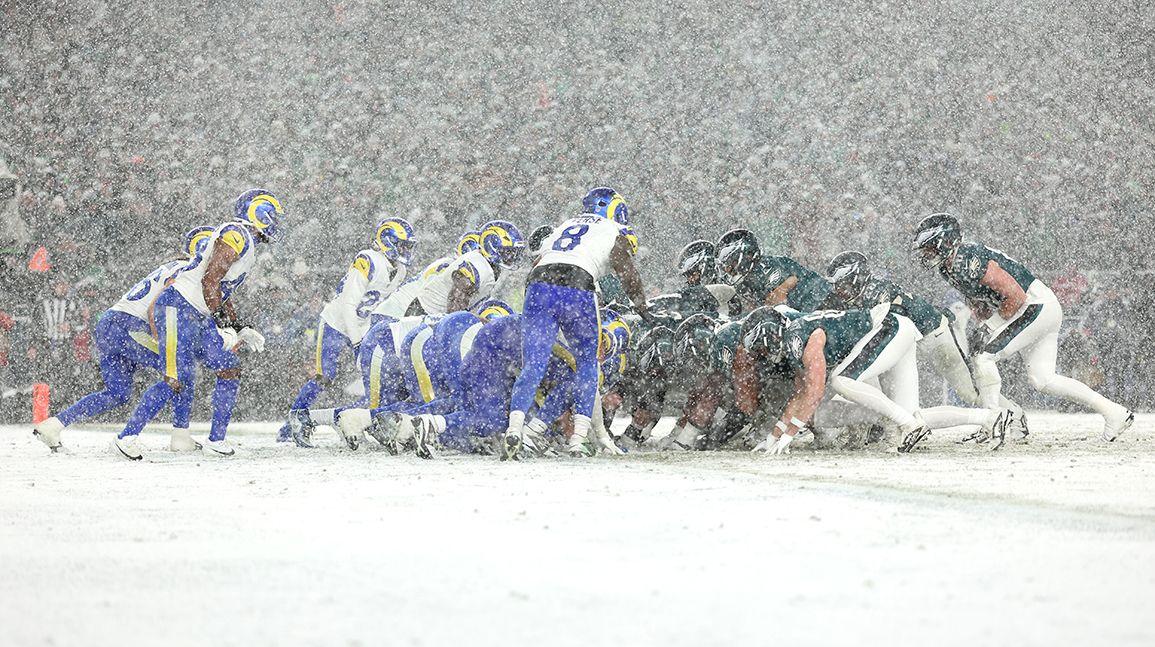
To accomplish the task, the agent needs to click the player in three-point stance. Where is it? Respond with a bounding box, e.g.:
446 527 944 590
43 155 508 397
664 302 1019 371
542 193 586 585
33 226 216 453
912 213 1133 442
112 189 283 460
278 217 416 444
503 187 649 458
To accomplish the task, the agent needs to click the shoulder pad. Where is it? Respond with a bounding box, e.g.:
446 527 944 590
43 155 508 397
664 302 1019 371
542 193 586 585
454 261 480 286
351 252 375 281
217 223 252 256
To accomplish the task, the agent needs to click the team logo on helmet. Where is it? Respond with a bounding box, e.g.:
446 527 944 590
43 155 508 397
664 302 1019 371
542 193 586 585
182 225 215 258
479 220 526 268
457 230 481 256
234 189 285 242
788 334 804 359
475 298 513 321
375 217 417 265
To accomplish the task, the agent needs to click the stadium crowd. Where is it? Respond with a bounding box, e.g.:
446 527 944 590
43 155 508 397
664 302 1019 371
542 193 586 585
2 0 1152 421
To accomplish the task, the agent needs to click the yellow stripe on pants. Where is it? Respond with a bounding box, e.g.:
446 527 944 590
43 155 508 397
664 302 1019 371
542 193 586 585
164 306 178 379
409 328 436 403
368 347 384 408
314 319 326 376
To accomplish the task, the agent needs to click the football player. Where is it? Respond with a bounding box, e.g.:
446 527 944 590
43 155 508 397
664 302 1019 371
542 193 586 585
407 221 525 315
33 226 215 453
276 217 415 442
504 187 649 458
744 305 1010 454
912 213 1133 441
826 250 1029 440
715 228 834 314
112 189 283 459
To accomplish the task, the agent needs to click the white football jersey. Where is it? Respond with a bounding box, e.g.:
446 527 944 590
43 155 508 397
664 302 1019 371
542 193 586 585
109 260 186 322
415 250 496 315
320 249 406 344
170 222 258 316
536 215 629 281
372 256 454 319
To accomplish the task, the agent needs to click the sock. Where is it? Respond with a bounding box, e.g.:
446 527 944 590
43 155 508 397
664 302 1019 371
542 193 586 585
120 382 175 438
507 410 525 434
310 408 337 426
429 415 447 434
572 414 591 441
209 378 240 442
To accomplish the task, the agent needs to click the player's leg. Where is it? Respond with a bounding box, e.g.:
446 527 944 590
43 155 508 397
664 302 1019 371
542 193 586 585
921 320 1028 438
115 300 198 459
1018 324 1132 440
198 322 242 455
278 320 349 441
552 289 601 454
829 315 922 432
506 283 564 445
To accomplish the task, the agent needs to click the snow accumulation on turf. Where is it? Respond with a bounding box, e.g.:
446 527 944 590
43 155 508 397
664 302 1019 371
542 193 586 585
1 413 1153 647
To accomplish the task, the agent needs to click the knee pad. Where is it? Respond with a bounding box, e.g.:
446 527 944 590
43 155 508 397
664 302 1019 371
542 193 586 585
971 354 999 384
1028 371 1056 392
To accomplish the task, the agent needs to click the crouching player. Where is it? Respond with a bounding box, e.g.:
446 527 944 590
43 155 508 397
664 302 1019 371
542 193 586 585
33 226 215 452
744 305 1010 454
112 189 282 460
912 213 1133 441
505 187 650 458
826 250 1029 440
278 217 415 443
664 314 773 451
371 310 604 458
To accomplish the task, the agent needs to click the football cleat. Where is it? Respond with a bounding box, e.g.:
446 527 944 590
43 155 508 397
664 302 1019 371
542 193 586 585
169 427 202 452
335 412 364 451
202 438 235 457
500 428 524 462
112 435 143 461
409 416 438 460
1101 409 1135 443
33 416 65 452
897 424 931 453
289 409 316 449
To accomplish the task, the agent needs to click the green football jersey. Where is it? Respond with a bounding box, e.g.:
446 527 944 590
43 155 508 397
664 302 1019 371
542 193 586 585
858 277 943 336
783 309 875 373
939 243 1036 307
737 256 832 313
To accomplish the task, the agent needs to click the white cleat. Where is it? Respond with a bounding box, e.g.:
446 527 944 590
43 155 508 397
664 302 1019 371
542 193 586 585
1102 409 1135 442
33 416 65 452
565 431 593 457
112 435 143 461
169 427 202 452
336 413 365 451
201 438 235 457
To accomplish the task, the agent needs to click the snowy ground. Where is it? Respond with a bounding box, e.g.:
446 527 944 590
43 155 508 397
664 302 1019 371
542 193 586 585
2 413 1154 647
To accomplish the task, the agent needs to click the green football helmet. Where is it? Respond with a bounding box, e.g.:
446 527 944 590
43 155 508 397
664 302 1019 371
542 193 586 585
826 251 872 301
740 306 790 363
673 313 718 370
912 213 962 269
715 229 761 286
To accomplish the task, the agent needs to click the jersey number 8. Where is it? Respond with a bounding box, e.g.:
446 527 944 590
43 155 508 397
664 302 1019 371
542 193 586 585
551 224 589 252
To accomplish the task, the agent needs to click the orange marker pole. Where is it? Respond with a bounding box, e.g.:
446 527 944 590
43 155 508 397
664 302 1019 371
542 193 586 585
32 383 50 424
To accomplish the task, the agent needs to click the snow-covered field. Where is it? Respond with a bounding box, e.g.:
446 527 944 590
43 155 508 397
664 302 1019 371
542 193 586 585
2 413 1153 647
